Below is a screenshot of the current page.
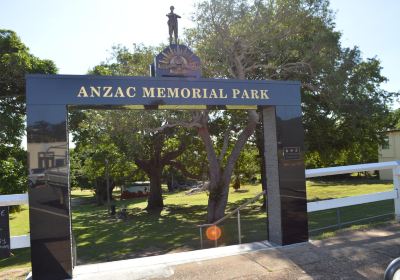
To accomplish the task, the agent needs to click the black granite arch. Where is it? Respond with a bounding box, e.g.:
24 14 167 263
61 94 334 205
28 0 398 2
26 74 308 279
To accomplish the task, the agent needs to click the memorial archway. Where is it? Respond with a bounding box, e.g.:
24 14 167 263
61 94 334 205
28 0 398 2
26 74 308 279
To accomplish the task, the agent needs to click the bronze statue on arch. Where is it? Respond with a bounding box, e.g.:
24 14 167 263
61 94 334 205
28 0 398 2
167 6 181 45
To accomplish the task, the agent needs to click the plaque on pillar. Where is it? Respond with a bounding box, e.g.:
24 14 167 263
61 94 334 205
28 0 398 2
0 206 11 259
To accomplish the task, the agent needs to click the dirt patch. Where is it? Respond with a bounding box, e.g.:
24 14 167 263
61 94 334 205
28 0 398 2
0 268 30 280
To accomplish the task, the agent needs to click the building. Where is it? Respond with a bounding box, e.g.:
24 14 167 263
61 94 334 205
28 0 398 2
28 142 67 171
378 130 400 180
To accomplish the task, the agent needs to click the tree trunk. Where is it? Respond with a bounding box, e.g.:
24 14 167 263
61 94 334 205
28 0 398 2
146 166 164 210
255 113 267 209
197 110 259 223
94 178 115 206
207 180 229 223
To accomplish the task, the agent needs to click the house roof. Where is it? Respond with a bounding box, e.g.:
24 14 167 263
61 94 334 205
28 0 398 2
386 129 400 133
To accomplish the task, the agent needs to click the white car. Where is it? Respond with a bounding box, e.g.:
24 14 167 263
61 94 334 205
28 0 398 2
28 168 46 188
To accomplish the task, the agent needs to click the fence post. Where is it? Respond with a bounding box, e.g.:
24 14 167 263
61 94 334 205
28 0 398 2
237 210 242 244
393 163 400 222
199 227 203 249
336 208 342 229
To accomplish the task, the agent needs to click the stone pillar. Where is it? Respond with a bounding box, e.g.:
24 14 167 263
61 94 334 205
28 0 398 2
263 106 308 245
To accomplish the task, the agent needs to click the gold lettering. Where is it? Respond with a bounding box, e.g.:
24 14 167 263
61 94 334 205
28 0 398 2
192 88 202 98
167 88 179 98
232 88 240 98
209 89 218 98
103 86 113 97
202 88 209 98
77 86 88 97
157 87 166 98
219 89 227 98
114 87 125 98
260 89 269 99
251 89 259 99
242 89 250 99
90 86 101 97
126 87 136 97
181 88 190 98
143 87 155 98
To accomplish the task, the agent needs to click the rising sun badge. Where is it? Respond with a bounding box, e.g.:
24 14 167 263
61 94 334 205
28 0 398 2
158 45 200 76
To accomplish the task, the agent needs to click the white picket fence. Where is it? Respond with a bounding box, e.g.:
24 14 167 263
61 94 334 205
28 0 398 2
1 161 399 249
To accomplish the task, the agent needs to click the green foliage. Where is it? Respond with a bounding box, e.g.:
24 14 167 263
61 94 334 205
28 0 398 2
0 29 57 194
188 0 398 167
69 110 139 190
0 146 27 194
391 108 400 129
72 45 209 208
234 143 259 182
89 44 159 76
0 29 57 146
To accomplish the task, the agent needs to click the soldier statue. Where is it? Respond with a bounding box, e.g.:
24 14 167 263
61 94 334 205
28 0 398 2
166 6 181 45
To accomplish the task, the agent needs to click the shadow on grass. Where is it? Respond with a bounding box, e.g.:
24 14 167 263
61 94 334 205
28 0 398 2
0 248 31 272
309 177 391 187
232 189 249 193
72 195 267 264
309 200 394 235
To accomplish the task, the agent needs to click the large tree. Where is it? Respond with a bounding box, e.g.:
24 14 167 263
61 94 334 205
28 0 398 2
69 111 139 205
188 0 397 170
0 29 57 194
156 109 259 222
70 109 201 210
195 110 258 222
70 45 203 210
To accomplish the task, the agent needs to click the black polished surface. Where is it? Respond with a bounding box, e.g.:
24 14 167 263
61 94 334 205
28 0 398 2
25 73 306 277
275 105 309 245
0 206 11 259
27 105 72 279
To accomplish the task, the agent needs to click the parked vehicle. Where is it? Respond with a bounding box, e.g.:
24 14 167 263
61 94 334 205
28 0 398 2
28 168 46 188
385 257 400 280
120 182 150 199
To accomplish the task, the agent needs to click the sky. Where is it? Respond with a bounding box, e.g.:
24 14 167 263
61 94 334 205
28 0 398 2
1 0 399 95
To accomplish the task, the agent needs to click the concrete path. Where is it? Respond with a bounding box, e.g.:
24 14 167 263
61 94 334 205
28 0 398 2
74 223 400 280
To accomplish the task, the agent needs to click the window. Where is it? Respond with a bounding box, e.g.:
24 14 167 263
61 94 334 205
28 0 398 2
38 152 54 169
382 136 390 150
55 158 65 167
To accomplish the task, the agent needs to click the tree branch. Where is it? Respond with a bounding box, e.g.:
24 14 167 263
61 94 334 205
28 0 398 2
148 111 203 133
222 110 259 185
218 127 231 163
196 112 220 187
167 160 202 180
134 159 150 174
161 141 187 164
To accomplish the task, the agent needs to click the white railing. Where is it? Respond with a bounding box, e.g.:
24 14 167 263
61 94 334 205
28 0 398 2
306 161 400 213
0 193 28 207
1 161 399 249
0 193 30 249
306 161 400 232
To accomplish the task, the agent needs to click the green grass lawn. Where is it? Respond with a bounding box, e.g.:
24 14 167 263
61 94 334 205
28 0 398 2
72 185 265 263
1 177 394 270
0 205 31 272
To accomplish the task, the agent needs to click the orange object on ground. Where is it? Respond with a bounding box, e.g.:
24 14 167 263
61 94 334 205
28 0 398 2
206 225 222 241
